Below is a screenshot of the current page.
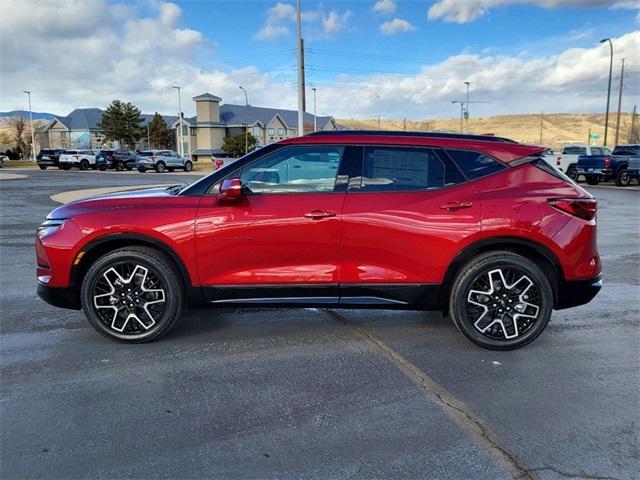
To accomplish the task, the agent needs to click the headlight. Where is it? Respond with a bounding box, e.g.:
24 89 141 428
37 219 67 238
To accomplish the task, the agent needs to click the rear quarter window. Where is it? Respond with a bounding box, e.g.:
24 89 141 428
444 149 506 180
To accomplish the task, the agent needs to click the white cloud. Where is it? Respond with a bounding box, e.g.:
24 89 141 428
1 1 638 122
256 2 352 40
372 0 397 14
428 0 640 23
380 18 415 35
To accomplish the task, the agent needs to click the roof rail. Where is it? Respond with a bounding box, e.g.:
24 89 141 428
306 130 517 143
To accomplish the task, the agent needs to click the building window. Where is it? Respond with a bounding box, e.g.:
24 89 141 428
278 128 285 136
268 128 275 135
289 129 297 136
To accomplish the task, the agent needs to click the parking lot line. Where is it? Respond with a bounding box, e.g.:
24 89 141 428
323 309 538 480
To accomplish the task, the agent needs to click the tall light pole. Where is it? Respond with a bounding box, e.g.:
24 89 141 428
23 90 36 161
172 86 184 157
239 86 249 154
311 87 317 132
464 81 470 133
296 0 306 136
601 38 613 147
614 58 625 147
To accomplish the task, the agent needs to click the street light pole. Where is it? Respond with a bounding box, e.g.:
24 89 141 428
172 86 184 157
296 0 306 136
239 86 249 154
312 87 317 132
464 81 470 133
600 38 613 147
23 90 36 161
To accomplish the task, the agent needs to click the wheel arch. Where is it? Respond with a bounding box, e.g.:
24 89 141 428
440 236 563 309
71 233 202 307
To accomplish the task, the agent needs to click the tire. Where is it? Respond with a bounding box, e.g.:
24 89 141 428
586 175 600 185
99 166 107 171
615 168 631 187
61 164 71 170
184 161 193 172
449 251 553 350
138 167 146 173
79 159 89 170
39 165 46 170
115 161 124 172
80 246 184 343
155 161 166 173
566 166 577 181
126 166 133 171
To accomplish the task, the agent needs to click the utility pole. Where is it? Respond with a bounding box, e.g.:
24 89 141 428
296 0 306 136
539 111 544 144
464 81 470 133
614 58 625 147
172 86 184 157
311 87 317 132
403 118 406 131
372 114 385 129
23 90 36 161
587 128 592 145
600 38 613 147
452 101 464 132
239 86 249 154
630 105 638 143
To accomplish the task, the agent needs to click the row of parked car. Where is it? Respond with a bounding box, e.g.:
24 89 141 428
36 149 194 173
542 144 640 186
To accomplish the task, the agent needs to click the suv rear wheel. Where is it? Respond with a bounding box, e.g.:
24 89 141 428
155 161 166 173
615 168 631 187
80 247 184 343
449 251 553 350
184 161 193 172
79 159 89 170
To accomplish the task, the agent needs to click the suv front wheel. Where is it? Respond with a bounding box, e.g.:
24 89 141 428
80 246 184 343
449 251 553 350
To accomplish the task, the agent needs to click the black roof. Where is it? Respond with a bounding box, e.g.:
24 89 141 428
306 130 516 143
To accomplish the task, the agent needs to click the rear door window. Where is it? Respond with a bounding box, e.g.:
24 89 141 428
563 146 587 155
444 149 506 180
358 146 462 192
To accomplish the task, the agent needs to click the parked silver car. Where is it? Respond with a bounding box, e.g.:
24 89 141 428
136 150 193 173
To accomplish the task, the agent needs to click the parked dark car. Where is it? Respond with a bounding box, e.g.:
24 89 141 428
95 150 114 171
36 149 65 170
111 150 138 171
577 144 640 186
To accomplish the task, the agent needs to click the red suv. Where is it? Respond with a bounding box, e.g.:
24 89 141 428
36 132 601 349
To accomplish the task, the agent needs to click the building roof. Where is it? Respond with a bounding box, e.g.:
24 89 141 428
43 108 177 131
193 93 222 102
219 103 333 129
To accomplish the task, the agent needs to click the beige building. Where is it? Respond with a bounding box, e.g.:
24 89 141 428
171 93 338 162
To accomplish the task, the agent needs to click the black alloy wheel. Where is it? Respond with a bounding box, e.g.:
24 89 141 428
80 247 183 342
449 251 553 350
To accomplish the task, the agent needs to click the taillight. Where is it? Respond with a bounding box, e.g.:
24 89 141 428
548 198 597 221
214 159 223 170
556 156 561 166
604 156 611 168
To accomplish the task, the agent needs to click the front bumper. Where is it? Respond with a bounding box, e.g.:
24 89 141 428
555 275 602 310
37 283 80 310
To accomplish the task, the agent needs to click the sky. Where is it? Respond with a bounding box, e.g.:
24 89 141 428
1 0 639 120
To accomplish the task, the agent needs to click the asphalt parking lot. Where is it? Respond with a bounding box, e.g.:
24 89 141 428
1 169 638 480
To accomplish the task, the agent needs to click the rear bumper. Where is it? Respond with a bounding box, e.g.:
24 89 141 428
577 168 611 177
37 283 80 310
555 275 602 310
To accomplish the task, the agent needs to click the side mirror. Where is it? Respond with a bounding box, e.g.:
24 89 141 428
220 178 243 200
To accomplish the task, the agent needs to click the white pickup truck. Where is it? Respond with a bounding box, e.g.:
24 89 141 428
542 145 611 181
58 150 98 170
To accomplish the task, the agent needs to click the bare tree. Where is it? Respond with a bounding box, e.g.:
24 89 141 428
8 116 30 158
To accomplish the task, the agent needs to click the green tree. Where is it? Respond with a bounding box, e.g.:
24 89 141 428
98 100 143 148
221 132 256 157
147 113 171 149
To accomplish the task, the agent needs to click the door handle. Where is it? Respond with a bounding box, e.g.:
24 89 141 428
439 201 473 211
304 210 337 219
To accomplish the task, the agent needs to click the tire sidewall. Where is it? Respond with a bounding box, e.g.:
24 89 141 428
184 161 193 172
80 249 183 343
156 162 165 173
450 253 553 350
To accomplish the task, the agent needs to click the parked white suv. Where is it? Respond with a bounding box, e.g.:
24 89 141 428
542 145 611 181
58 150 98 170
136 150 193 173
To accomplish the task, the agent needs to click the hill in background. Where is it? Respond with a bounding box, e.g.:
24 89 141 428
0 110 56 121
338 113 635 149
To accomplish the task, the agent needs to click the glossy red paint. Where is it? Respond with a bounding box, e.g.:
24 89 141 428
36 133 601 312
